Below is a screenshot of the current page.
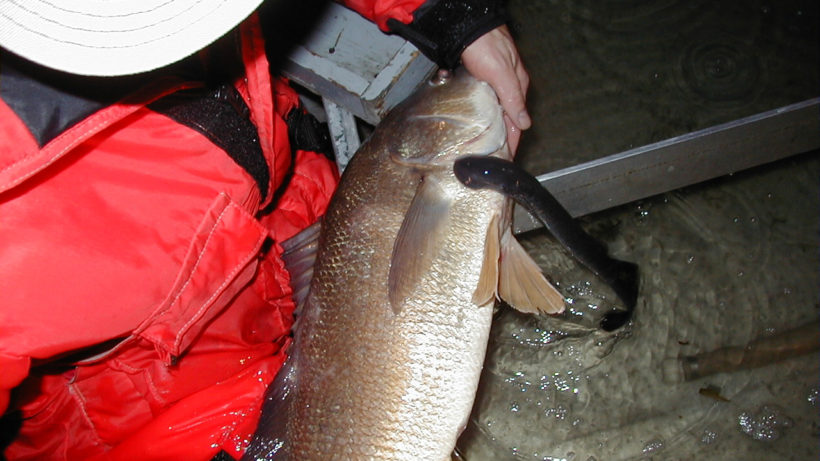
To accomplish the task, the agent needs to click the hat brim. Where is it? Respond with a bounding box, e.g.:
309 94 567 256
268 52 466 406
0 0 264 76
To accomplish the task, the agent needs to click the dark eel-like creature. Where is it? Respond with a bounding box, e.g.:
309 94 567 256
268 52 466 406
453 155 639 331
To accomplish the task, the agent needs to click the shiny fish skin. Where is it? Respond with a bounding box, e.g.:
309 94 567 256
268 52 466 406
244 70 526 460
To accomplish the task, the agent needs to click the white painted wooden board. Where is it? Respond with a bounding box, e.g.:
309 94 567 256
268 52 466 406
322 97 360 171
283 2 437 125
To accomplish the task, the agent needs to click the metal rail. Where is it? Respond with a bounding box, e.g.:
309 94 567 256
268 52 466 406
513 97 820 234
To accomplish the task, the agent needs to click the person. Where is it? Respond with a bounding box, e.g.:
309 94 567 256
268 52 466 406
0 0 530 459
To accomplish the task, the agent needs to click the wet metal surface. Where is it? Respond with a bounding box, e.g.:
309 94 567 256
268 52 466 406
513 97 820 231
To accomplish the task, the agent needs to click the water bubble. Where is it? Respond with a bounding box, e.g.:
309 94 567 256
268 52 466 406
642 438 664 454
510 401 521 413
567 306 585 318
632 201 653 224
738 405 793 441
700 428 718 444
545 404 568 420
554 375 571 392
808 387 819 406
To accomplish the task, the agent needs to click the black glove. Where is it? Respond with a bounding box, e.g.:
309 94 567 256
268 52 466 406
387 0 508 70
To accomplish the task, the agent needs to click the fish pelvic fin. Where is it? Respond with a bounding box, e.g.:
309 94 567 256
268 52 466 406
389 177 451 313
497 228 566 314
280 220 322 316
472 214 501 306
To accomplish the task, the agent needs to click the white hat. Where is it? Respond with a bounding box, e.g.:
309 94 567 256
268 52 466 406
0 0 264 76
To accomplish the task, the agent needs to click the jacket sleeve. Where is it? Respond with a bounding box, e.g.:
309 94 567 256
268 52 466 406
340 0 426 31
340 0 508 70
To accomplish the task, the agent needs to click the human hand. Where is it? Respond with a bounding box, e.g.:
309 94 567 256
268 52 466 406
461 25 531 154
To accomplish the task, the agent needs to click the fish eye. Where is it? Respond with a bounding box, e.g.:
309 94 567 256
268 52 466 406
429 69 451 86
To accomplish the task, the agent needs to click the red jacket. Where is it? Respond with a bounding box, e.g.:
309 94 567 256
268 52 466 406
0 2 424 459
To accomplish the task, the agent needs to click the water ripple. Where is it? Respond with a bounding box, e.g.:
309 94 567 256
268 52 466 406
678 32 761 103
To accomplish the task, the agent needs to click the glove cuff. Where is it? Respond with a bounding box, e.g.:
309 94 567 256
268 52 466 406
387 0 508 70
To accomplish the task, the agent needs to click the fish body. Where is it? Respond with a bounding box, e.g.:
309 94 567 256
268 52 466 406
244 70 563 460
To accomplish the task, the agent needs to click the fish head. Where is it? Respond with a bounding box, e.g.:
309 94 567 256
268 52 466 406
386 68 508 169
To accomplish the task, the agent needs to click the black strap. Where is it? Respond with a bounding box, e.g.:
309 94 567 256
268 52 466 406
255 106 334 218
149 85 270 200
285 106 334 162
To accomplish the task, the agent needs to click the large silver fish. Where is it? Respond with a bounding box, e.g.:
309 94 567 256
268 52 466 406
243 69 565 460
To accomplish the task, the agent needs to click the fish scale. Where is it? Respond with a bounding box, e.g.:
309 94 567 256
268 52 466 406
243 70 563 460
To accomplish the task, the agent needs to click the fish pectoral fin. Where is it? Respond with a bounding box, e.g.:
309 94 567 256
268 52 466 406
280 220 322 315
472 214 501 306
388 178 451 313
498 229 566 314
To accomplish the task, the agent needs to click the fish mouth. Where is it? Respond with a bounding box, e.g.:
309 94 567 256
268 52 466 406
389 75 507 167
